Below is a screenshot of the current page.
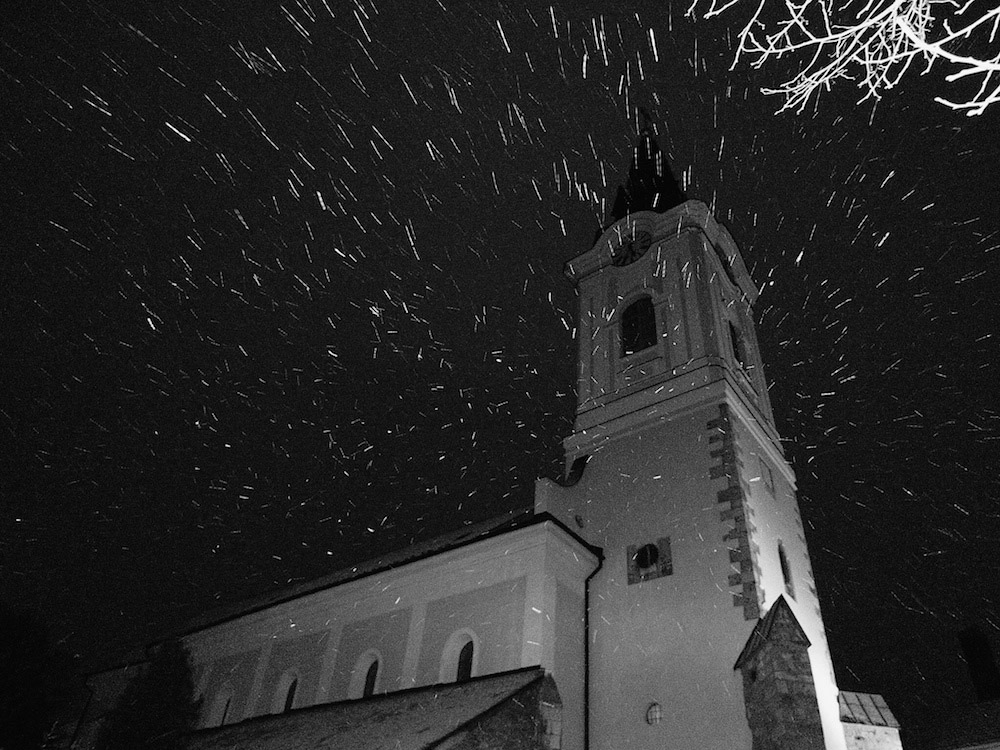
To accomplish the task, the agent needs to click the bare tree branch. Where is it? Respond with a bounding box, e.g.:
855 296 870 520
688 0 1000 115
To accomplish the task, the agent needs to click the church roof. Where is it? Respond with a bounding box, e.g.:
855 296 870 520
183 667 552 750
839 691 900 727
734 595 811 670
605 125 686 228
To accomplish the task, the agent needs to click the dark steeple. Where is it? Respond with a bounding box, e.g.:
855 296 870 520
606 112 686 228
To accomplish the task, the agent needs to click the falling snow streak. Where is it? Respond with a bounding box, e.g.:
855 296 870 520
1 0 998 722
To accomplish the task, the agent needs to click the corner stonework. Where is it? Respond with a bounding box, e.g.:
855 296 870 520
707 402 760 620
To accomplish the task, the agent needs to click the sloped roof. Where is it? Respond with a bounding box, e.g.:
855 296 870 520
184 667 550 750
605 126 686 228
734 595 811 670
179 507 538 635
839 691 900 727
86 510 600 676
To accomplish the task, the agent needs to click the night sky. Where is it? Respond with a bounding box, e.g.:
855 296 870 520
3 0 998 728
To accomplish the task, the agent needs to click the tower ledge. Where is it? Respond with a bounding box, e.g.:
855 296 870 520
566 200 758 306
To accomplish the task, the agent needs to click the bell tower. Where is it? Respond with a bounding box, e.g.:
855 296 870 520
535 126 846 749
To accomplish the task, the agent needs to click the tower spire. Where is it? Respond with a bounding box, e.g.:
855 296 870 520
606 113 686 227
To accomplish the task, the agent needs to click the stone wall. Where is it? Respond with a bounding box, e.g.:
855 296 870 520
736 597 825 750
843 723 904 750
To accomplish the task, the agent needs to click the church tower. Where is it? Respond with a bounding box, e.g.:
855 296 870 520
535 127 846 749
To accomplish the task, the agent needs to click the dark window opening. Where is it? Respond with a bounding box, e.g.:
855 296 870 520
363 659 379 697
778 543 795 599
729 321 746 367
284 678 298 712
759 457 774 493
627 537 673 584
635 543 659 570
622 297 656 356
457 640 474 682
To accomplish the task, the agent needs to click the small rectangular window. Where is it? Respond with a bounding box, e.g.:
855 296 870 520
728 320 746 367
778 542 795 599
759 457 774 493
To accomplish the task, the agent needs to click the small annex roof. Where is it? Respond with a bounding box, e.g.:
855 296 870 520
838 691 900 728
734 595 811 671
184 667 552 750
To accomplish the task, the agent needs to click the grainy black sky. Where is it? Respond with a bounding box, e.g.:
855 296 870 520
2 0 998 727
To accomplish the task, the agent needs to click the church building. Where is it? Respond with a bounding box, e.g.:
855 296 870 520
76 128 902 750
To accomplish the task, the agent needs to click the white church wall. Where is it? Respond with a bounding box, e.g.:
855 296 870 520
554 580 587 750
181 520 597 739
731 402 847 750
415 577 527 684
260 630 326 712
544 404 757 750
194 647 258 726
700 220 847 750
329 607 410 697
843 723 904 750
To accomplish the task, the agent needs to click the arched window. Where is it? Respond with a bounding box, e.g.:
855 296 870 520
621 297 656 356
363 659 379 697
778 542 795 599
272 670 301 714
440 629 479 684
205 683 234 727
348 649 383 699
283 678 298 712
457 641 474 682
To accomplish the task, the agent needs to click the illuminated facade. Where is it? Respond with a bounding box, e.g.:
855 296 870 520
78 130 900 750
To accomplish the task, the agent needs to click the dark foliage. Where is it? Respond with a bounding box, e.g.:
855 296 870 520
0 606 77 750
93 639 201 750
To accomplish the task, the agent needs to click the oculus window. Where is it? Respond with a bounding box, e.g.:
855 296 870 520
621 297 656 356
627 537 673 584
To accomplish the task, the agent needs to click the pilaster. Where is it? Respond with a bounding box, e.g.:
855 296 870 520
400 601 427 688
242 638 273 719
